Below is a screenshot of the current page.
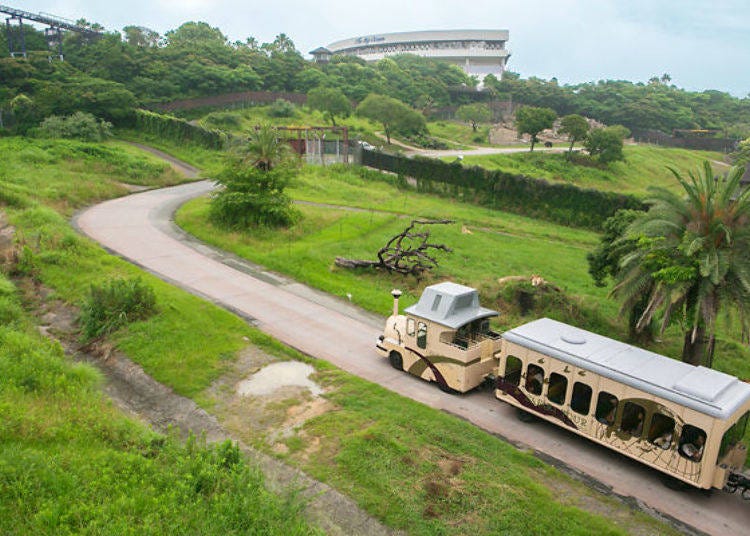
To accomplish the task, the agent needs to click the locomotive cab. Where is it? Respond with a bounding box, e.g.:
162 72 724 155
376 282 501 393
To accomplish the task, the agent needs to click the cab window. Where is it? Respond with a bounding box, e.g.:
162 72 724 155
406 318 415 336
417 322 427 349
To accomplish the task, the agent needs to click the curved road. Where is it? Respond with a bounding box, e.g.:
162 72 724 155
76 177 750 536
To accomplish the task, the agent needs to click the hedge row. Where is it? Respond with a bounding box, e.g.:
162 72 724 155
361 151 646 229
134 109 227 149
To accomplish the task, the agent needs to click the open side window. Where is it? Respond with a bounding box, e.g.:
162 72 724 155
595 392 618 425
525 364 544 395
647 413 675 449
570 382 592 415
678 425 707 462
504 355 522 386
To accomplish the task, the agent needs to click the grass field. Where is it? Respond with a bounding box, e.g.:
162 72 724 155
0 135 685 534
454 145 729 196
0 137 319 534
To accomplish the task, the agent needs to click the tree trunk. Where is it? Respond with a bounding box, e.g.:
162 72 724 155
682 325 707 366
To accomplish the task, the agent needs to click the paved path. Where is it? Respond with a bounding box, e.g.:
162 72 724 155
76 178 750 536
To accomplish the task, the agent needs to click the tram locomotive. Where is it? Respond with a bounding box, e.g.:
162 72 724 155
376 282 750 495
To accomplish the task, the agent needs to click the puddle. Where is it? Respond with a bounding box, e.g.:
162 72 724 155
237 361 323 397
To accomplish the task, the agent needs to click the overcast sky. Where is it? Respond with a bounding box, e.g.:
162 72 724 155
10 0 750 96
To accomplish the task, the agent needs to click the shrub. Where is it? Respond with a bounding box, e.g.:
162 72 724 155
585 127 626 164
268 98 298 118
79 277 157 339
210 164 300 228
37 111 112 142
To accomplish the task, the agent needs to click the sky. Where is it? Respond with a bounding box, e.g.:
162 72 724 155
9 0 750 97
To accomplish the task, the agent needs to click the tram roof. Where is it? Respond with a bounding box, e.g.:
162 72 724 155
503 318 750 420
405 282 498 329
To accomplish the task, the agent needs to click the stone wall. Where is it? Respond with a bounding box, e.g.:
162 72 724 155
0 211 16 270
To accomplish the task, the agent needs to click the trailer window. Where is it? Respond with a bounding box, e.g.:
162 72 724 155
620 402 645 438
678 425 706 462
647 413 675 449
570 382 592 415
719 411 749 458
407 318 415 336
504 355 522 386
417 322 427 349
595 392 618 425
547 373 568 405
525 364 544 395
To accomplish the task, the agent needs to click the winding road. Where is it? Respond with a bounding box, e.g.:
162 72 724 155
75 152 750 535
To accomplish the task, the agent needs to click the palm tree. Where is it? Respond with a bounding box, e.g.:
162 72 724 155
613 162 750 366
244 124 294 171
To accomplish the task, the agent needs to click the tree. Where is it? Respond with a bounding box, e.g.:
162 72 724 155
307 87 351 126
613 162 750 366
558 114 589 158
515 106 556 151
586 209 653 342
244 123 295 171
455 103 491 132
210 124 300 228
584 126 626 164
355 94 426 144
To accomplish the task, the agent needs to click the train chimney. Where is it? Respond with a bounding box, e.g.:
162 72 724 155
391 289 402 317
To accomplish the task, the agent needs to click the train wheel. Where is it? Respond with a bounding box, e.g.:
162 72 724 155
388 351 403 371
516 408 538 423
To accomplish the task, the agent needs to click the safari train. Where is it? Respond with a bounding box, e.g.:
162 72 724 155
376 282 750 494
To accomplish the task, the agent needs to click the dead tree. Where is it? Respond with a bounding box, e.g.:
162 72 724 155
335 219 453 278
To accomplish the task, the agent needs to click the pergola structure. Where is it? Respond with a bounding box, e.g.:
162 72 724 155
1 4 102 60
275 125 350 165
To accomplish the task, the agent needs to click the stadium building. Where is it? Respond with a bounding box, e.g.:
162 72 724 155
313 29 510 82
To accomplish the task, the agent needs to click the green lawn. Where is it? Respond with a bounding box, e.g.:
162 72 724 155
454 145 729 196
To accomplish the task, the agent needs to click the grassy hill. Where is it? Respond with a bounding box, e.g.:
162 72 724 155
454 145 729 195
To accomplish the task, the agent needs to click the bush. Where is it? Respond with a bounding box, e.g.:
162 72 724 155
585 127 626 164
79 277 157 339
210 164 300 228
135 109 226 149
36 111 113 142
268 98 297 118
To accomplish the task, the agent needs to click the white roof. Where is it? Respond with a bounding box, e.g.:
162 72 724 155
328 29 509 52
405 282 498 329
503 318 750 420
